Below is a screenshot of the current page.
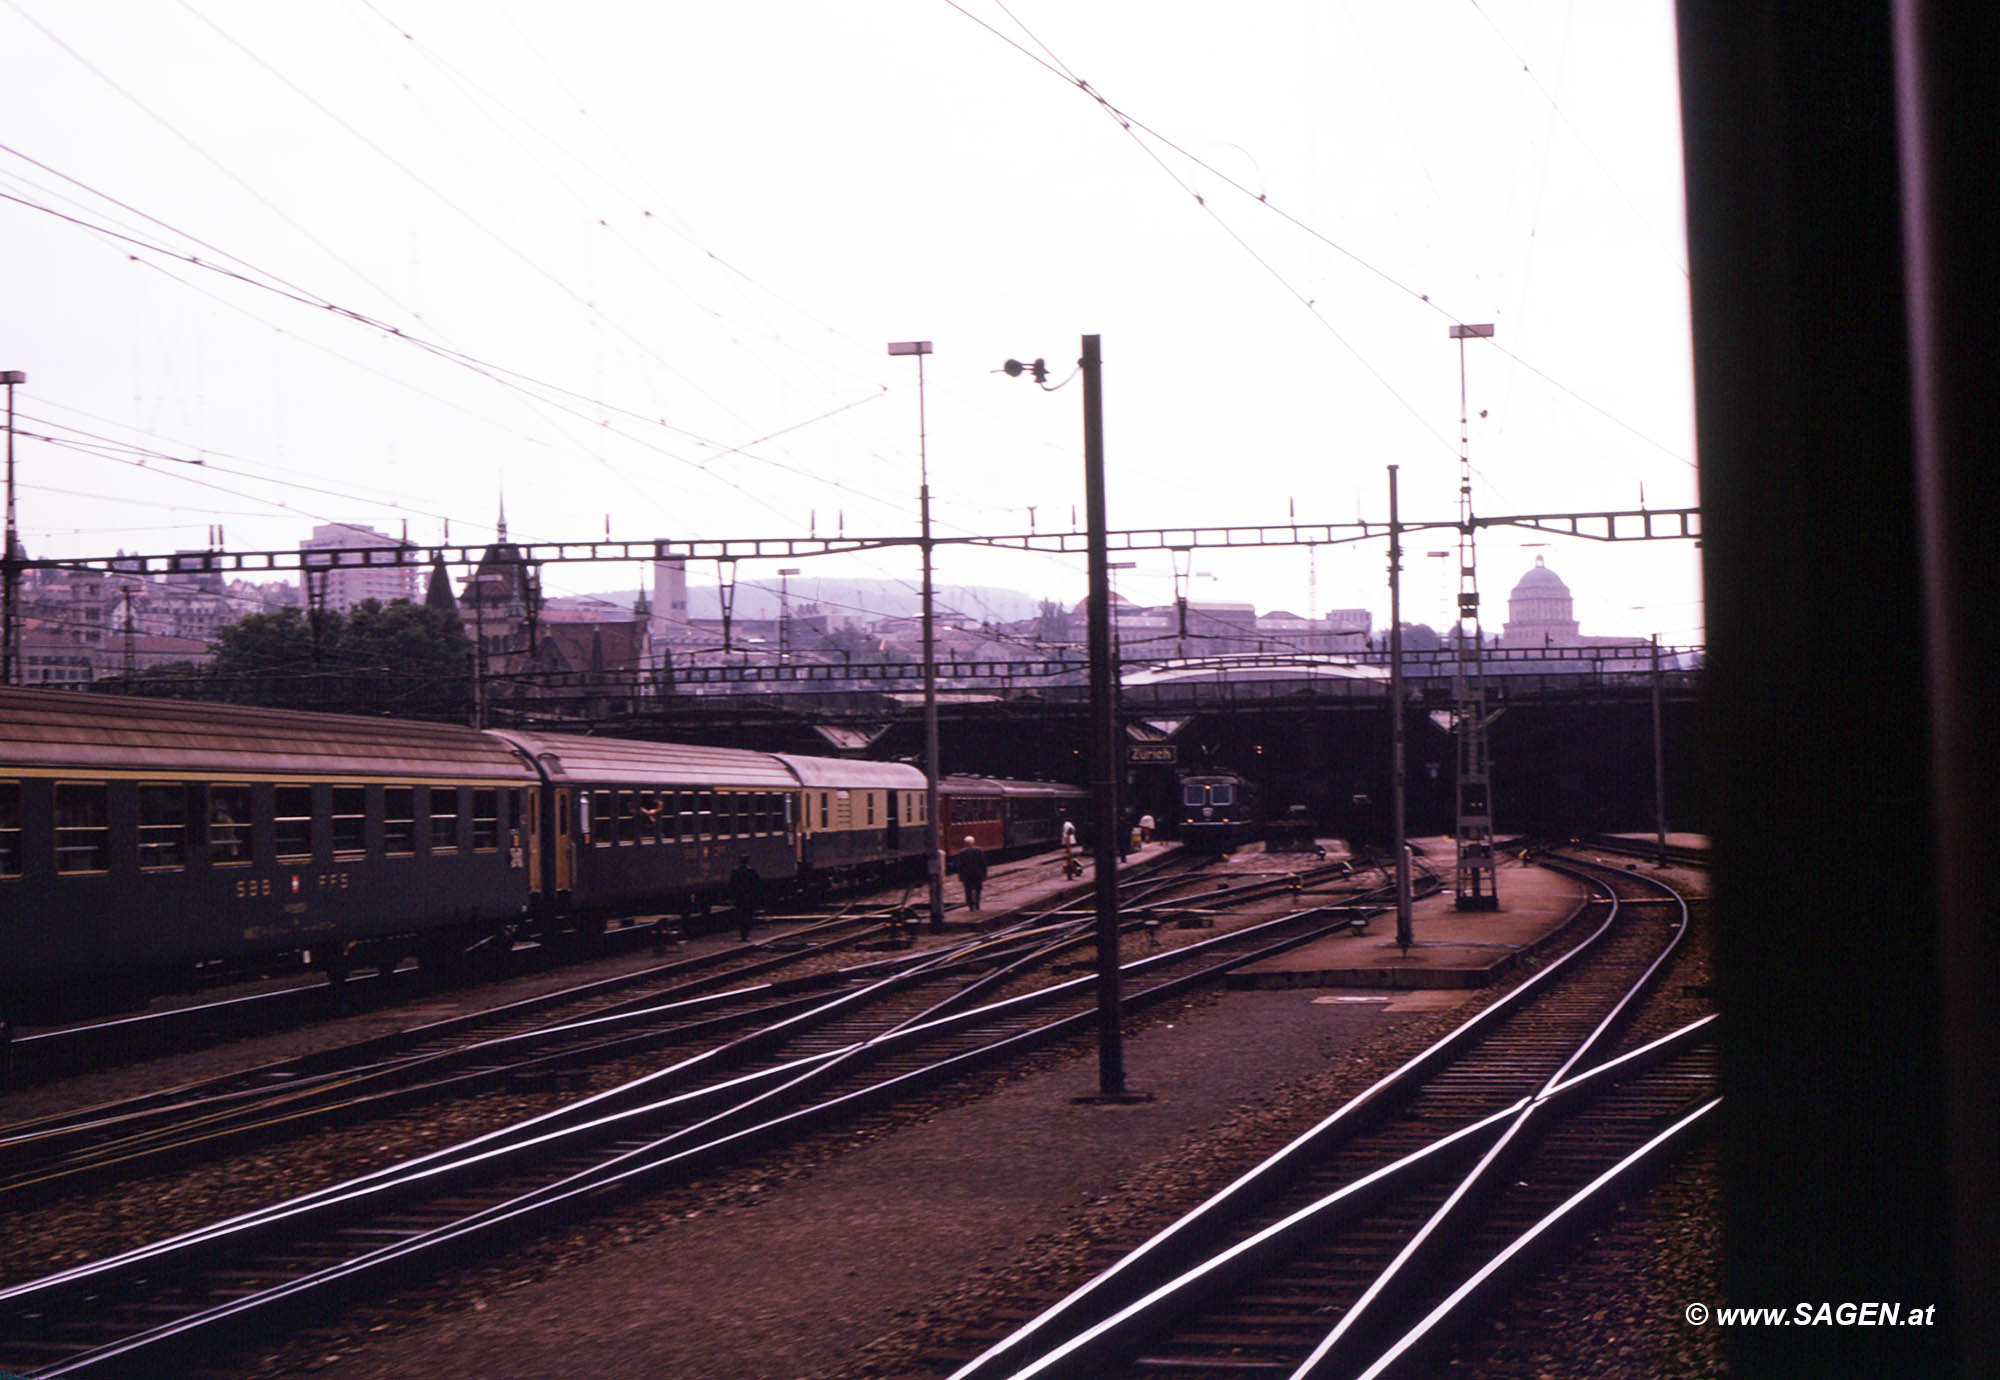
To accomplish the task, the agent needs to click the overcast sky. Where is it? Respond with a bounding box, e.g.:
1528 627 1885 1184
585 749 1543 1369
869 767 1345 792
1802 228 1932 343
1 1 1702 642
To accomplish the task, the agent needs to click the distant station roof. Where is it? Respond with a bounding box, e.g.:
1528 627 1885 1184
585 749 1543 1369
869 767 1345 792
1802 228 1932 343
1119 655 1389 688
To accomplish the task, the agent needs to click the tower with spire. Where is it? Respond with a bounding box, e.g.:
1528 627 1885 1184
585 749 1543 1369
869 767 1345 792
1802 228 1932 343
460 496 539 673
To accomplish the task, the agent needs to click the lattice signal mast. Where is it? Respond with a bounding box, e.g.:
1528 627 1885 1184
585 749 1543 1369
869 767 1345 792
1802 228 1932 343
1449 324 1499 910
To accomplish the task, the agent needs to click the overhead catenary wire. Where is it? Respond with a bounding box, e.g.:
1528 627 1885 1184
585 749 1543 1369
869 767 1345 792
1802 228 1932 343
943 0 1695 473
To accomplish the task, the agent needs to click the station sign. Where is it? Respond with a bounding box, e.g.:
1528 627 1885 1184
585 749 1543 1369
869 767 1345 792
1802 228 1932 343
1127 743 1178 765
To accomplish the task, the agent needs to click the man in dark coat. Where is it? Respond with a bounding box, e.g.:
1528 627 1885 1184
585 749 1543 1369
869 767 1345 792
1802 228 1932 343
957 835 989 912
730 855 761 941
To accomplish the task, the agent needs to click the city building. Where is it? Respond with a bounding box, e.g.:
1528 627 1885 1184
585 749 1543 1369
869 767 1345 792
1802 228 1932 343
300 523 418 613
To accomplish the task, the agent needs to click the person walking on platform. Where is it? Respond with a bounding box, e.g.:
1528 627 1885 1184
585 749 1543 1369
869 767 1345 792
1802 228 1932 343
957 836 989 912
1138 812 1156 845
730 855 761 941
1060 818 1082 879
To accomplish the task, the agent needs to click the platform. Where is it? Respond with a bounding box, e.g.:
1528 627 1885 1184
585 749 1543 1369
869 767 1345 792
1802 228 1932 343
1226 843 1588 990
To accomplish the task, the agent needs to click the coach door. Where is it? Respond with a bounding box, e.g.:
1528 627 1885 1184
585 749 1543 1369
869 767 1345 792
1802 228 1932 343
554 788 575 896
885 791 901 849
522 790 542 893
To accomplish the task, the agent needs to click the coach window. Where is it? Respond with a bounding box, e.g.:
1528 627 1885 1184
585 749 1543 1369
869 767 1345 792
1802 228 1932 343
430 787 460 853
0 781 22 878
383 788 417 856
471 790 500 851
692 791 713 839
634 792 660 844
818 791 830 830
209 785 252 864
275 786 314 861
332 787 366 858
591 790 613 846
672 792 693 842
55 782 110 873
138 783 190 870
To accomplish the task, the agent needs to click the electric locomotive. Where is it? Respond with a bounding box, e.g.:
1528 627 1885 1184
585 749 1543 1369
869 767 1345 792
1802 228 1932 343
1177 769 1258 853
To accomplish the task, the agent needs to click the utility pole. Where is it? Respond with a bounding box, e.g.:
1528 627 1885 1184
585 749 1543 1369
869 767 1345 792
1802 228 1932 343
778 567 799 663
888 340 945 932
1388 466 1413 950
1651 633 1668 865
1080 334 1131 1098
2 370 25 687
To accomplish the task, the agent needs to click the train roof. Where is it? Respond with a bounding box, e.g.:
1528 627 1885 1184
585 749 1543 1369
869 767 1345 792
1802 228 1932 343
994 779 1088 798
771 754 927 790
0 687 536 782
941 774 1087 798
485 729 799 789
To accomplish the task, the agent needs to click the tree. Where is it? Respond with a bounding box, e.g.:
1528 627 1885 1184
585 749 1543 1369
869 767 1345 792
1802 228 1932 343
336 599 473 720
200 600 473 719
1396 622 1445 652
207 606 327 710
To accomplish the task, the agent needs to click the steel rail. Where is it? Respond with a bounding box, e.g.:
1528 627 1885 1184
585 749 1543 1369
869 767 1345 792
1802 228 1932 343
992 1017 1717 1380
0 853 1244 1308
949 859 1680 1380
1292 858 1689 1376
1354 1096 1721 1380
4 902 1368 1375
4 904 878 1089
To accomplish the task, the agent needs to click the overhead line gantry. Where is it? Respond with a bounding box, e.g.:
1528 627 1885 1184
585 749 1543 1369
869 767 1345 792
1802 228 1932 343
21 506 1699 578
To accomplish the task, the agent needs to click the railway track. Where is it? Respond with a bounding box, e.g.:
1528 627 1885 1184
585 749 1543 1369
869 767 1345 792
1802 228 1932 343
0 849 1387 1375
947 856 1713 1380
0 910 914 1210
5 906 785 1089
0 852 1213 1211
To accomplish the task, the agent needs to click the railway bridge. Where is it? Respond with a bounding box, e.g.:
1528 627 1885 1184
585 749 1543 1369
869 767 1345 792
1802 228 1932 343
522 645 1703 846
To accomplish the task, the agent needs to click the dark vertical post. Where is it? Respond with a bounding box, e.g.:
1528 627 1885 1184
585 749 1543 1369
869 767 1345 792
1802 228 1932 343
1650 633 1666 865
1 370 23 688
1678 6 1955 1373
1081 334 1125 1096
1388 466 1412 950
1894 2 2000 1366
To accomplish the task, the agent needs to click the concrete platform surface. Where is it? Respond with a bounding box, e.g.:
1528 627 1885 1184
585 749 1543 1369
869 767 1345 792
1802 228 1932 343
1228 844 1589 990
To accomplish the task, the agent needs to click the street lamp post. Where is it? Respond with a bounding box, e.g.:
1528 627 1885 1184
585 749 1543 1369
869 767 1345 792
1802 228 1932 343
888 340 945 931
1002 335 1136 1099
2 370 25 687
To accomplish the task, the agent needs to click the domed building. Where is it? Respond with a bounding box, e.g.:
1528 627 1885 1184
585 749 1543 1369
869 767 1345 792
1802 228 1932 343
1499 556 1582 648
